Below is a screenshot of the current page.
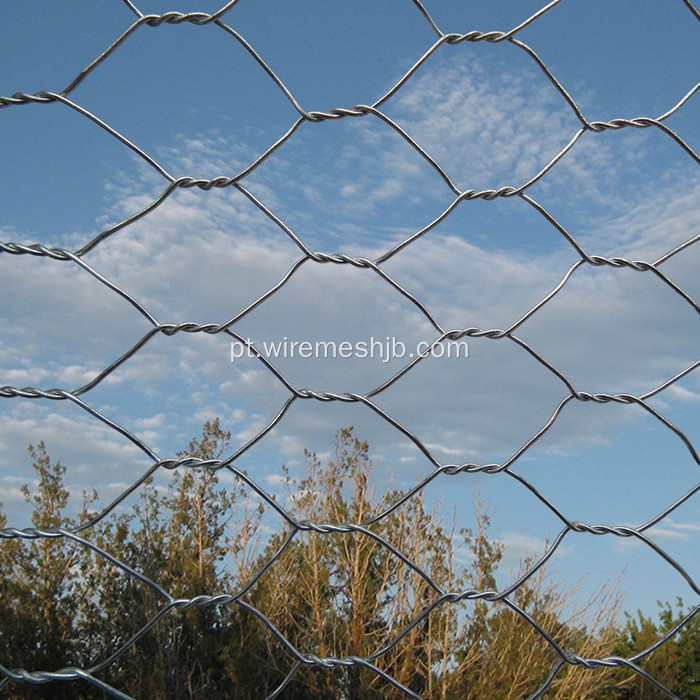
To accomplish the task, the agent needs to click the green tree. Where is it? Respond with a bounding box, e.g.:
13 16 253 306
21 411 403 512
82 418 263 699
0 442 99 698
608 598 700 699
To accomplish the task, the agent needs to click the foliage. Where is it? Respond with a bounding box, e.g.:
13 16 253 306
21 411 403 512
0 423 661 699
604 599 700 699
0 443 98 699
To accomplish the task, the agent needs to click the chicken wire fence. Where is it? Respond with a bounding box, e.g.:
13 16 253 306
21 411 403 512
1 0 699 697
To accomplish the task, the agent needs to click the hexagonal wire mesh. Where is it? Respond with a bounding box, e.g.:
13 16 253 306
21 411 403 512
1 0 699 697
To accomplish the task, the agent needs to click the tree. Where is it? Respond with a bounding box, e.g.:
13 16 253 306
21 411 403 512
244 429 623 699
82 418 263 699
454 548 623 699
0 442 98 699
0 425 632 699
607 598 700 699
243 428 458 699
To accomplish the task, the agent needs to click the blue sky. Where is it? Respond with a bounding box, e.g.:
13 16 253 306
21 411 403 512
1 0 699 647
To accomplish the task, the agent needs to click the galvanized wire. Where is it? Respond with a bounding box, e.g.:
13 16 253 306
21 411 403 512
1 0 699 697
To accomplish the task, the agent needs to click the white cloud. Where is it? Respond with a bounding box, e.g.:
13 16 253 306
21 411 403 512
666 385 700 403
0 403 149 524
131 413 166 430
584 179 700 263
384 53 580 193
645 517 700 542
423 442 471 459
646 526 690 541
670 521 700 532
263 473 288 488
495 531 576 578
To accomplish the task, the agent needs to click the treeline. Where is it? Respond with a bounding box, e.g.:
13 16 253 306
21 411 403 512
0 421 698 699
